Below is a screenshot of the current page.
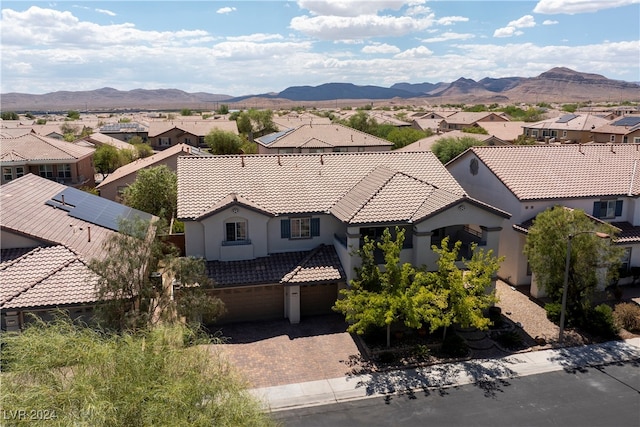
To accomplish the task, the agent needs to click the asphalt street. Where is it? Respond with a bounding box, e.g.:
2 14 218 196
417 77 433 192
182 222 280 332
273 359 640 427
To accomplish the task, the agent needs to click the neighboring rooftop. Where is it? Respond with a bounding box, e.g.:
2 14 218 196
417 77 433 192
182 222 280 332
0 133 94 163
455 144 640 200
255 123 393 149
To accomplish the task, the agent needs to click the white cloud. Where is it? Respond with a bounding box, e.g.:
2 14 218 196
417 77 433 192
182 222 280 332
533 0 640 14
296 0 415 17
436 16 469 26
542 19 559 25
216 7 237 15
493 15 536 38
95 8 116 17
290 13 435 40
226 33 284 42
394 45 433 58
362 43 401 54
421 32 474 43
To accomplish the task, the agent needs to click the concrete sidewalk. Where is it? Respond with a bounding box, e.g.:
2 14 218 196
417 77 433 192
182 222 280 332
250 338 640 412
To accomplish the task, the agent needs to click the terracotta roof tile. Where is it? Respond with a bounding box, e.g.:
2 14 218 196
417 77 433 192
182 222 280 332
255 124 393 149
178 151 465 221
466 144 640 200
0 245 100 309
1 133 94 161
206 245 345 287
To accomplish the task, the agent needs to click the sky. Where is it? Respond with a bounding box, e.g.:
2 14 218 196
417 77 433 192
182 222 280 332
1 0 639 96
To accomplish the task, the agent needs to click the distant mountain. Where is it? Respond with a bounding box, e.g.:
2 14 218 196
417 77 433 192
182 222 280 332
2 67 638 111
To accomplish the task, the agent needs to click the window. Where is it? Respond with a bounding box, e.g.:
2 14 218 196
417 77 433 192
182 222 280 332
562 130 568 137
333 147 348 152
278 148 293 154
39 165 54 178
281 218 320 239
57 164 72 179
610 135 616 142
592 200 623 219
532 130 538 138
634 137 640 144
620 248 631 273
225 220 247 242
159 137 171 146
184 137 191 145
15 167 24 178
3 167 13 181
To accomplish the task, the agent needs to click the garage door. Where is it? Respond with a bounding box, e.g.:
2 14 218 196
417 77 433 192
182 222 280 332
300 283 338 316
213 285 284 323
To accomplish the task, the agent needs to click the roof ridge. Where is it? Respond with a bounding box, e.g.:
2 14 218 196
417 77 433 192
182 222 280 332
339 166 398 223
280 244 325 284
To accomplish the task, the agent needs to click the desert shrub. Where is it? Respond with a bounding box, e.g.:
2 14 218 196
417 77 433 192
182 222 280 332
613 302 640 332
413 344 431 358
582 304 619 339
440 333 468 358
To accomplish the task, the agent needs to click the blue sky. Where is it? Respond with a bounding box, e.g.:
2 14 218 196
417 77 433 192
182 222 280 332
2 1 639 95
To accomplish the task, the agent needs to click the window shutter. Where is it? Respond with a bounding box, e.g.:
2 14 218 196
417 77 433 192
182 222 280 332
592 202 601 218
614 200 623 217
281 219 290 238
311 218 320 237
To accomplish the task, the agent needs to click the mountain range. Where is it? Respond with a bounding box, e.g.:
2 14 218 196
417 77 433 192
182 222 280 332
2 67 638 112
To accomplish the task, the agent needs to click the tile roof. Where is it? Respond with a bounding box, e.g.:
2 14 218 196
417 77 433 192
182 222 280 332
524 114 610 131
0 245 100 310
255 123 393 149
610 222 640 244
147 120 238 137
480 121 527 141
82 132 133 151
462 144 640 200
443 112 508 125
1 174 149 261
399 130 495 152
97 143 207 188
0 133 94 163
177 151 466 221
206 244 345 287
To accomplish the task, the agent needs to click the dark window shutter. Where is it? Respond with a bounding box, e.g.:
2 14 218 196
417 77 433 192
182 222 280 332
281 219 290 238
615 200 623 216
592 201 601 218
311 218 320 237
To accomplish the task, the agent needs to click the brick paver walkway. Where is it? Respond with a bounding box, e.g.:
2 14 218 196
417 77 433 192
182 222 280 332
212 314 362 388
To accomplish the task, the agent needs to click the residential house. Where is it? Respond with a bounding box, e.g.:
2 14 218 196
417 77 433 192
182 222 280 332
147 120 238 150
1 132 95 187
96 143 210 201
440 112 509 132
1 174 154 330
522 113 611 144
99 122 149 143
591 116 640 144
410 111 456 133
78 132 135 151
446 144 640 297
254 123 393 154
272 113 332 130
177 152 510 324
479 121 527 143
399 130 507 152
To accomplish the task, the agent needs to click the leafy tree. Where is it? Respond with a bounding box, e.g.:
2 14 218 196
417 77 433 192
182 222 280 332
1 318 273 426
122 165 177 224
345 110 378 134
36 118 47 125
463 104 487 112
385 127 430 150
205 129 243 154
60 122 80 141
236 109 277 140
524 206 622 325
561 103 578 113
1 111 19 120
80 125 93 137
216 104 229 114
94 144 123 179
128 135 144 145
118 117 132 123
180 108 193 116
513 134 537 145
133 142 153 158
431 136 485 164
24 112 35 119
429 237 501 340
462 126 488 134
66 110 81 120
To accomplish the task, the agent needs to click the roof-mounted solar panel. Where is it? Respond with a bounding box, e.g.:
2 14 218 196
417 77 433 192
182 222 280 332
555 114 578 123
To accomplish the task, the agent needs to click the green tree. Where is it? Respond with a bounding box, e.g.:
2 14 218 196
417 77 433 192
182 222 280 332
122 165 177 223
180 108 193 116
1 318 273 426
429 237 502 340
66 110 81 120
385 127 429 150
205 129 243 154
94 144 123 179
524 206 622 325
236 109 277 140
133 142 153 158
1 111 19 120
334 228 447 347
216 104 229 114
431 136 484 164
60 122 80 141
461 126 488 134
345 110 378 134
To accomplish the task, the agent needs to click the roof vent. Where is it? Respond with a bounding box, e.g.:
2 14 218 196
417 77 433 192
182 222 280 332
320 155 324 165
241 156 245 167
277 155 281 166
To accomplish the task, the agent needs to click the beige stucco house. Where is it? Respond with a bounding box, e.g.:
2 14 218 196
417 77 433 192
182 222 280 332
591 116 640 144
1 132 95 187
255 123 393 154
147 120 239 151
522 113 611 144
447 144 640 297
177 151 509 324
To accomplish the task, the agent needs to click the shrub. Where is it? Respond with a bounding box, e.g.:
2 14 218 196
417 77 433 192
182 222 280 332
413 344 431 358
613 302 640 332
582 304 619 339
545 302 562 323
495 331 523 350
440 333 468 358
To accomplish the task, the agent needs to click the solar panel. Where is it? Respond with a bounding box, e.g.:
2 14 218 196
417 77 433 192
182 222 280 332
258 128 295 146
555 114 578 123
612 116 640 127
47 188 153 231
